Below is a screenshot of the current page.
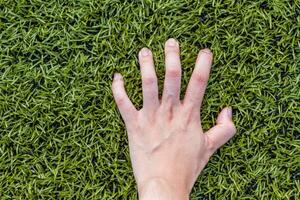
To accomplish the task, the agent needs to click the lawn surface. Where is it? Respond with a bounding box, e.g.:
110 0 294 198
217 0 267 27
0 0 299 199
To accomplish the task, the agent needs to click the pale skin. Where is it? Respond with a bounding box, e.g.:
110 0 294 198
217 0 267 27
111 38 237 200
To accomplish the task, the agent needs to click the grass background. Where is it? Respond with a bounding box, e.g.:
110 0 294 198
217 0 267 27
0 0 299 199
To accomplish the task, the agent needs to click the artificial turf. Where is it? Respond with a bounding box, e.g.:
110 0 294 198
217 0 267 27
0 0 299 199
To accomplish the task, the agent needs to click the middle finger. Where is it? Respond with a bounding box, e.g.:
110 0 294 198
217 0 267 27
162 38 182 105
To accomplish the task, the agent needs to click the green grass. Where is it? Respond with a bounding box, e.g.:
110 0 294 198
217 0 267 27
0 0 299 199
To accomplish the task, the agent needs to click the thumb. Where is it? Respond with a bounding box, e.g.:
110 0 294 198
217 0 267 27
205 107 237 152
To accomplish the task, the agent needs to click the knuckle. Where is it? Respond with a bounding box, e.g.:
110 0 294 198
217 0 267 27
165 94 175 103
140 56 152 65
116 96 126 106
167 67 181 77
194 73 208 85
177 122 188 132
143 76 156 85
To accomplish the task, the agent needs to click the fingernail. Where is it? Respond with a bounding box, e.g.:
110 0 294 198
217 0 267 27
200 48 212 55
227 107 232 118
141 48 150 56
166 38 177 47
113 72 121 80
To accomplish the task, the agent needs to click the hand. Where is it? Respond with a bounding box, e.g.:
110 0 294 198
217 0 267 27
112 38 236 200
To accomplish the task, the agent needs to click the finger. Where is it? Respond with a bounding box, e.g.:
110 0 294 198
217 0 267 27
112 73 138 122
205 107 237 152
162 38 182 105
183 48 213 109
138 48 159 110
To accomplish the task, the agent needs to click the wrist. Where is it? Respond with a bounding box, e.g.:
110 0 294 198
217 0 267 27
138 178 189 200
